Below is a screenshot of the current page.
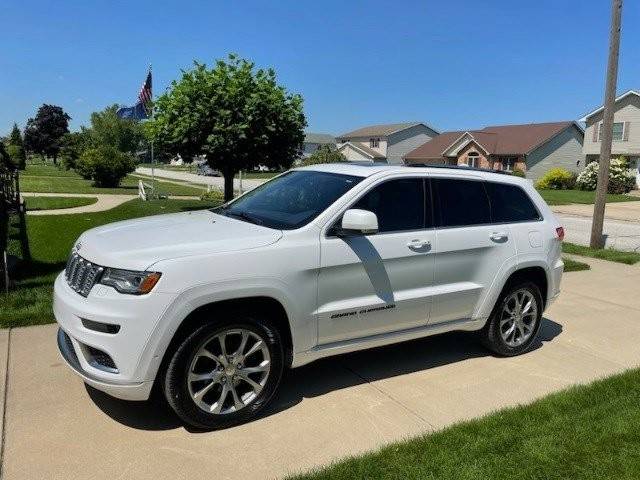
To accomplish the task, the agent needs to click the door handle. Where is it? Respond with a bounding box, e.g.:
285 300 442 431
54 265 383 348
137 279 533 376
490 232 509 242
406 239 431 250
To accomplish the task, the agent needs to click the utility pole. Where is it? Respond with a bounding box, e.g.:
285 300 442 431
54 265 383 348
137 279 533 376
590 0 623 248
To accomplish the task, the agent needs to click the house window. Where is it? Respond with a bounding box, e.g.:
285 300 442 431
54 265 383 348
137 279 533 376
598 122 625 141
369 138 380 148
466 152 480 168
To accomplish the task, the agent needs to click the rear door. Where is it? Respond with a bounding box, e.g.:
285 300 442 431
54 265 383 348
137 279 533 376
317 176 436 344
430 177 516 324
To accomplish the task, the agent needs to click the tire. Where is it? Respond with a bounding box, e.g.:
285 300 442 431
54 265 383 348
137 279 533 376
163 314 284 430
480 281 543 356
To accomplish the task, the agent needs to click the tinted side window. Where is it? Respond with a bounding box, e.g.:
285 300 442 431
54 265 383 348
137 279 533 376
433 178 491 227
352 178 426 232
485 182 541 223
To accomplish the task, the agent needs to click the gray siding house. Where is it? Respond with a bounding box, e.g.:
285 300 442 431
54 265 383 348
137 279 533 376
580 89 640 186
301 133 336 158
337 122 439 164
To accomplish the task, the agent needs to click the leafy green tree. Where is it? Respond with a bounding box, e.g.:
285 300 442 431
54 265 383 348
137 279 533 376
6 123 26 170
148 55 306 201
23 104 71 164
301 145 345 166
60 129 92 170
0 142 13 170
75 145 135 187
89 105 144 155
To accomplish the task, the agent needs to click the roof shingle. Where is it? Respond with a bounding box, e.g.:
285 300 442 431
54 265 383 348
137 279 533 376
405 121 580 161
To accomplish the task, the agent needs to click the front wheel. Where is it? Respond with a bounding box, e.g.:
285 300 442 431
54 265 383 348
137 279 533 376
480 281 543 356
163 316 284 429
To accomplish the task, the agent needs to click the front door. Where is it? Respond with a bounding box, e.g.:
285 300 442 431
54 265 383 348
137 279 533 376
317 177 435 344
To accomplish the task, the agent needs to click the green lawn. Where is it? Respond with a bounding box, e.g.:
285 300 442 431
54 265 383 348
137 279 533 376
2 196 222 328
25 196 98 211
563 257 590 272
290 368 640 480
563 242 640 265
538 189 640 206
19 164 204 196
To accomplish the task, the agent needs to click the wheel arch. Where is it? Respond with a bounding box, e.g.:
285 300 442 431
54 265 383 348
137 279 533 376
498 265 549 309
160 296 295 374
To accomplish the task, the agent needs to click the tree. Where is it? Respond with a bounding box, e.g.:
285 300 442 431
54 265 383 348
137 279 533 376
301 145 346 166
6 123 26 170
89 105 144 155
59 129 92 170
148 55 306 201
75 145 135 187
23 104 71 164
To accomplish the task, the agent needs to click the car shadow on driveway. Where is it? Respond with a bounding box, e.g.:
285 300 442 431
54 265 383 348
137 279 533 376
86 317 563 432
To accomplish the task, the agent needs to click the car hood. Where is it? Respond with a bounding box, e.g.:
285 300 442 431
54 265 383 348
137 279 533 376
75 210 282 271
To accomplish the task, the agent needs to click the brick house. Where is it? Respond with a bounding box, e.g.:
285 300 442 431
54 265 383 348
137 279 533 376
404 121 584 180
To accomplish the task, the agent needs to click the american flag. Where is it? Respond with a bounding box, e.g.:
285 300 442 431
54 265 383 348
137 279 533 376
138 69 152 116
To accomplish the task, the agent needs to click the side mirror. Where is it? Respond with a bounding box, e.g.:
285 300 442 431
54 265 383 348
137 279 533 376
339 209 378 235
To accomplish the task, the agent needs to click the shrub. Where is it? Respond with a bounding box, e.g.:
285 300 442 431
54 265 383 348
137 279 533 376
76 145 135 187
576 158 635 194
535 168 574 190
301 145 346 166
511 168 526 178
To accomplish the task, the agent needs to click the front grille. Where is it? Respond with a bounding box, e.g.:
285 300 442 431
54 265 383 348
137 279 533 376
65 253 104 297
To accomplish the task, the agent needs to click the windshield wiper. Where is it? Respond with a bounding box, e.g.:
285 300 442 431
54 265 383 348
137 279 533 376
225 211 264 226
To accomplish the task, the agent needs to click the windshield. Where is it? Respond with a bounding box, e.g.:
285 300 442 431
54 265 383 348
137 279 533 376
213 170 363 230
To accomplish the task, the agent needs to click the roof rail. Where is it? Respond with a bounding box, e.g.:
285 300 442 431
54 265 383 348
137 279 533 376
404 163 512 175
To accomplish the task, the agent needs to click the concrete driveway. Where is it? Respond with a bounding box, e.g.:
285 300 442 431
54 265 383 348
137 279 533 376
1 257 639 480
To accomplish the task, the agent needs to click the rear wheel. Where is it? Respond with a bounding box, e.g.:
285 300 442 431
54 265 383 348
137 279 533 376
480 281 543 356
164 315 283 429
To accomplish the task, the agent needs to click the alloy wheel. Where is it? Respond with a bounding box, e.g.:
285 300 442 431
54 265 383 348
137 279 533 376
187 328 271 415
499 289 538 347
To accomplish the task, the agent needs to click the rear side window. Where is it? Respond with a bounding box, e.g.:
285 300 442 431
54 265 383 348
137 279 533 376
433 178 491 227
352 178 427 232
485 182 541 223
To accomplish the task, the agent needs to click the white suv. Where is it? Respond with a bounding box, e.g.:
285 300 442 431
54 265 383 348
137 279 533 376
54 163 564 429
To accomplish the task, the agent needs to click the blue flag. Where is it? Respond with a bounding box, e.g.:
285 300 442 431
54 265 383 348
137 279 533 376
116 102 148 120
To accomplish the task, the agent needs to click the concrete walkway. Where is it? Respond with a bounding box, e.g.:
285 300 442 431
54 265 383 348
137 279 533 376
22 192 136 216
22 192 201 216
1 257 639 479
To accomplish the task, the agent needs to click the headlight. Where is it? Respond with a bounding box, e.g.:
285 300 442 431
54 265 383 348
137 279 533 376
99 268 161 295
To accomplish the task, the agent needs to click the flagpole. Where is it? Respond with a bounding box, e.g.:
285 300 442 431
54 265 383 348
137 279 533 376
149 64 155 196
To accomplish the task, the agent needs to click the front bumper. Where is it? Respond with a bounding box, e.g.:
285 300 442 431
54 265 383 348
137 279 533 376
57 328 151 401
53 272 178 401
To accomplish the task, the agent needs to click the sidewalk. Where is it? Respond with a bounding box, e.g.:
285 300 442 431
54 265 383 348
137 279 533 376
22 192 201 216
551 201 640 222
1 257 639 479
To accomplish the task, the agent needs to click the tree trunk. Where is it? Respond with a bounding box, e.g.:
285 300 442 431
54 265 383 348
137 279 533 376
223 172 234 202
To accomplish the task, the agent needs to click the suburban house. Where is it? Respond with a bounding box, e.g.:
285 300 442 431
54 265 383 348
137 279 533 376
337 122 439 164
580 89 640 185
404 121 584 180
301 133 336 158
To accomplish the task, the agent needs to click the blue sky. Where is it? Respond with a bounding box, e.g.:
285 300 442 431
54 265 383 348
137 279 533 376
1 0 639 136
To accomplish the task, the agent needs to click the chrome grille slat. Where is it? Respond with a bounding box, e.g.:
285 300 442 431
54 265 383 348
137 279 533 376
64 253 103 297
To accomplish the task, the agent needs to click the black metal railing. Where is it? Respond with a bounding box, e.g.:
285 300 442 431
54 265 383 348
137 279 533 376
0 165 30 291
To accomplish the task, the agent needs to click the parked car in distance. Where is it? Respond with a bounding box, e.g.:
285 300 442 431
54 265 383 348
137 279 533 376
197 164 221 176
54 163 564 429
